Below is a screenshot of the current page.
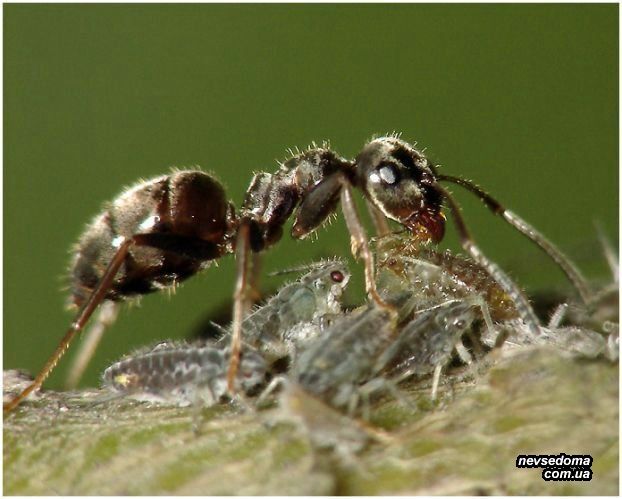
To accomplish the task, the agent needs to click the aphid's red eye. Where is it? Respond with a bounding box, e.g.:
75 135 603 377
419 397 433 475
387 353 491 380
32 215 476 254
330 270 344 283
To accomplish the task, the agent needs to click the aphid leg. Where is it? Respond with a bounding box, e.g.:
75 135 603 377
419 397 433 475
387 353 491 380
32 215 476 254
191 385 212 436
340 183 393 310
454 339 473 364
65 301 120 389
438 174 592 304
436 184 541 335
548 303 569 329
227 222 252 393
230 391 256 414
358 377 415 419
360 390 372 422
431 364 443 401
256 375 287 408
4 238 134 413
493 327 511 350
466 329 486 359
465 294 499 354
347 390 361 418
477 298 495 339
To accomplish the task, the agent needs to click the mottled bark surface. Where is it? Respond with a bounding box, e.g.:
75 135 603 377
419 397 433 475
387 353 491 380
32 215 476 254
4 342 618 495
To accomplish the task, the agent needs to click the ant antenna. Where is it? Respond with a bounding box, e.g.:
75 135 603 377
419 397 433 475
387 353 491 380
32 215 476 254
434 183 541 334
437 174 592 305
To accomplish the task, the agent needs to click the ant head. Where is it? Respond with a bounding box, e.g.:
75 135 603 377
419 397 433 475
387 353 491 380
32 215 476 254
355 137 445 242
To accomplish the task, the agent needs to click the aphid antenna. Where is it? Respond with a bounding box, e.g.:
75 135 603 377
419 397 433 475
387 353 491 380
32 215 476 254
267 258 344 277
437 173 592 305
208 321 229 339
594 220 618 284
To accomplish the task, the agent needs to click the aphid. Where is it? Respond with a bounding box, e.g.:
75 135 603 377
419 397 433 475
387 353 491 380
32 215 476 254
102 342 267 407
374 233 519 323
371 297 491 401
5 136 589 413
291 304 398 414
215 259 350 364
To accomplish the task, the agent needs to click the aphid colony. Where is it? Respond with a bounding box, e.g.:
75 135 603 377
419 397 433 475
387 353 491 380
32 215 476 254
102 239 614 416
4 135 600 413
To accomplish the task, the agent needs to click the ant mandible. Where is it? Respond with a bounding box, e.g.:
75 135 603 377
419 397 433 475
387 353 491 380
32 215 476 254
4 134 591 413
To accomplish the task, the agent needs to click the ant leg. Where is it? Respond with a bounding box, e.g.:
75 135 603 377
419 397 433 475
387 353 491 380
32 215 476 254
227 222 252 393
438 174 592 304
366 200 391 237
65 300 120 389
4 238 134 413
248 252 263 304
291 171 392 310
340 183 392 309
435 184 541 335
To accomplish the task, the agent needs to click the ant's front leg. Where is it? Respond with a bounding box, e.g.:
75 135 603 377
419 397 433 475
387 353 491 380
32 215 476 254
365 200 391 237
292 172 391 309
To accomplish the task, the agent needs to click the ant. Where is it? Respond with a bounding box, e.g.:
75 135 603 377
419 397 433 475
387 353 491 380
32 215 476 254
4 134 591 413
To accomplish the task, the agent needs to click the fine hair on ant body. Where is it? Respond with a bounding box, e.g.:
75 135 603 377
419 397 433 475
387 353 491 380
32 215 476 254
4 134 591 413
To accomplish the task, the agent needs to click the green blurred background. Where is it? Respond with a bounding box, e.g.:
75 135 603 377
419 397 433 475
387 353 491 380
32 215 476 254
4 4 618 388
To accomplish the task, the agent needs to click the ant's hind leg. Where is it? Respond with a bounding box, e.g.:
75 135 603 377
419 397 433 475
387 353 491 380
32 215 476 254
4 238 135 413
65 301 120 389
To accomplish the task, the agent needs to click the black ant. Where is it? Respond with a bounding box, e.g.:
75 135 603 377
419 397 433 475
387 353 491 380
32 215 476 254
4 135 591 413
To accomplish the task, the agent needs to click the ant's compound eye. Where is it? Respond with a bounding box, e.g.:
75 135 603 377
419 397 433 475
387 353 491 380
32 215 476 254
330 270 345 283
368 163 399 186
379 164 398 185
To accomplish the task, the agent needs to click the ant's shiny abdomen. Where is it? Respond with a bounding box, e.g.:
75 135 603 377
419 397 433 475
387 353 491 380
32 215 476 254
70 171 236 307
